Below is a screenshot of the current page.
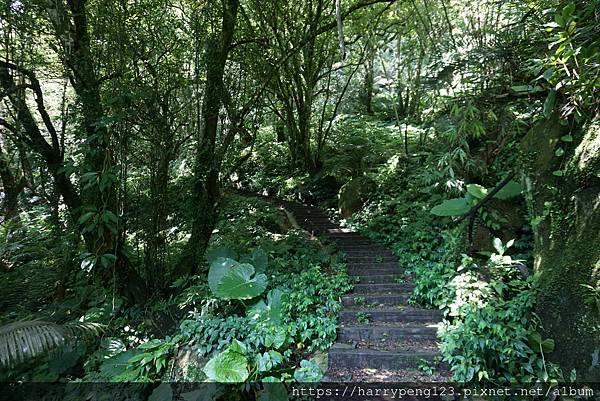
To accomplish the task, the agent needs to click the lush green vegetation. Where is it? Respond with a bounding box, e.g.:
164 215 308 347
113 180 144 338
0 0 599 398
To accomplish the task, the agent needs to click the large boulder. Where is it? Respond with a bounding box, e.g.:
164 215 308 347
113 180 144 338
522 115 600 381
338 176 376 219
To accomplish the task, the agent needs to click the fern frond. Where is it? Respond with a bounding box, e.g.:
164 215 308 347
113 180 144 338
0 320 105 367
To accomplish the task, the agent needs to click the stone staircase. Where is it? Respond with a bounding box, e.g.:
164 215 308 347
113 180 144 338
279 200 446 381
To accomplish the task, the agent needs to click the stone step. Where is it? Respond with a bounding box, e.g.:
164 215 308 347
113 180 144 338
328 233 371 239
290 210 326 216
353 283 414 294
355 274 406 284
345 255 398 263
346 261 400 269
340 308 442 323
324 232 364 238
340 250 396 258
347 267 404 276
328 344 438 370
296 217 333 222
338 323 440 342
336 244 390 251
333 242 379 247
342 294 410 307
306 225 339 231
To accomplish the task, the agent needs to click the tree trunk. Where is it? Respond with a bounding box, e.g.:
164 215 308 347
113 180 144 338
361 43 375 115
47 0 119 274
177 0 239 276
522 114 600 381
0 139 22 220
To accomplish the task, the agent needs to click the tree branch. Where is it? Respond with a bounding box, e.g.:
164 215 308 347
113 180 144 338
456 171 517 224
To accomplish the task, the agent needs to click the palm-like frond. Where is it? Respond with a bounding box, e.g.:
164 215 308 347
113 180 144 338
0 320 104 367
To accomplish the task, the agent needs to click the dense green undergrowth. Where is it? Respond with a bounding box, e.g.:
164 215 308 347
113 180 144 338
1 195 351 398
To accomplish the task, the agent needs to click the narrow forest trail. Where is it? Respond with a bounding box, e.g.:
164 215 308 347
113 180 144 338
278 200 448 382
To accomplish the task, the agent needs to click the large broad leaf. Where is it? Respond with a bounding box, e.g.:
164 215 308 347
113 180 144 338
208 258 239 296
430 198 471 216
209 257 268 300
466 184 488 200
216 263 268 300
494 181 523 200
247 288 286 324
203 340 249 382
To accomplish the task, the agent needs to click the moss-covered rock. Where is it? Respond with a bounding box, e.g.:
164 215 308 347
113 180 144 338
338 176 376 219
522 115 600 381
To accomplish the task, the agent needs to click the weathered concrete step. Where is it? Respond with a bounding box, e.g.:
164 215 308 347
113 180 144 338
306 225 340 232
340 308 442 323
343 294 410 307
328 345 438 369
336 244 390 251
324 231 364 238
289 210 327 216
346 261 400 269
338 324 439 341
345 255 398 263
340 251 395 258
328 233 370 238
355 274 405 284
353 283 414 294
334 242 380 248
294 215 332 222
347 267 404 276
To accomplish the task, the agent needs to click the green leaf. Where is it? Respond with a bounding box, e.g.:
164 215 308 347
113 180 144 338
208 258 268 300
207 258 238 296
216 263 268 300
542 67 555 82
247 288 285 323
492 238 504 255
494 181 522 200
555 148 565 156
553 170 564 176
99 349 143 378
430 198 471 216
293 359 322 382
203 340 249 383
78 212 95 225
570 369 577 382
543 89 557 119
541 338 555 353
228 339 246 355
510 85 543 93
561 135 573 142
247 300 268 320
466 184 488 200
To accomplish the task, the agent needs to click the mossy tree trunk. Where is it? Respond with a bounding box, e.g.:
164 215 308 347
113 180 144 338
522 114 600 381
177 0 239 277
